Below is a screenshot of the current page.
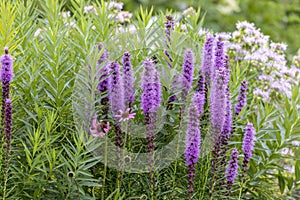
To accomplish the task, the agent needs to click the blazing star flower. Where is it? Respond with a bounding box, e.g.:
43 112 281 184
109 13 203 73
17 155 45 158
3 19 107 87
181 49 194 100
201 34 214 86
90 119 110 137
226 148 239 195
242 122 256 173
122 51 134 107
115 108 136 122
235 80 248 115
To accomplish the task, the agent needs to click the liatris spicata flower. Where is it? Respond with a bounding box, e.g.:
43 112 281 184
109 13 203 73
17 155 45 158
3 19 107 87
122 51 134 107
195 73 206 114
141 59 161 195
226 148 239 196
185 94 201 199
242 123 256 176
213 38 226 77
210 67 227 138
1 47 13 128
235 80 248 115
110 62 123 115
141 60 161 114
97 42 109 65
201 34 214 86
4 98 12 169
181 49 194 101
165 15 174 45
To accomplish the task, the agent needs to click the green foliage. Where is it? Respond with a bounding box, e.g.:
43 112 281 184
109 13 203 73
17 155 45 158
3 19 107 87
0 0 299 199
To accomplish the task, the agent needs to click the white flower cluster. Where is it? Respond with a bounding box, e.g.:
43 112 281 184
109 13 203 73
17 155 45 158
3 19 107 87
224 21 300 101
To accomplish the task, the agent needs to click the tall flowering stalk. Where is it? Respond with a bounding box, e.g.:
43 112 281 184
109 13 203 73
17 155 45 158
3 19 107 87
242 123 255 179
235 80 248 115
201 34 214 87
4 98 12 170
164 15 174 45
97 43 110 118
141 59 161 197
164 50 173 68
226 148 239 196
209 42 229 196
1 47 13 129
195 73 206 114
181 49 195 101
122 51 134 108
109 62 124 165
185 94 201 199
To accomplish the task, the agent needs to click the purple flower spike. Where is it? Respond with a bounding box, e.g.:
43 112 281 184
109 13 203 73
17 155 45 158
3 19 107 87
1 47 13 128
221 85 232 144
1 47 13 83
141 60 161 114
165 15 174 45
226 148 239 195
181 49 194 100
213 39 225 78
122 51 135 107
242 122 256 173
235 80 248 115
97 42 109 65
185 94 201 199
109 62 123 116
201 34 214 85
4 98 12 169
210 68 227 138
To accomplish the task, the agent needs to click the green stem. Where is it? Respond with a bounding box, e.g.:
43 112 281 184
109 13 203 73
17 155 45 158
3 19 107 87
101 137 108 200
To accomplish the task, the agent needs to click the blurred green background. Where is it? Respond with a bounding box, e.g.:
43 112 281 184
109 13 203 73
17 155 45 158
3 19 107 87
117 0 300 56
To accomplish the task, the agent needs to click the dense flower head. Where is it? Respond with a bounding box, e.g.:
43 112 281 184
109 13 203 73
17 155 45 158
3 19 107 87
165 15 174 44
210 67 227 137
201 34 214 85
185 96 201 166
122 51 135 107
226 148 239 184
181 49 194 100
235 80 248 115
242 122 256 166
227 21 299 101
194 74 206 114
214 39 226 72
1 47 13 83
141 59 161 114
221 85 232 143
109 62 123 115
185 95 201 198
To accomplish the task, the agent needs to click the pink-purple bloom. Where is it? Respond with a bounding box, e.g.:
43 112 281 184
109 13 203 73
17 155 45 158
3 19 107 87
141 60 161 114
226 148 239 194
122 51 135 107
4 98 12 169
185 94 201 197
90 119 110 137
201 34 214 85
242 122 256 172
165 15 174 44
235 80 248 115
110 62 123 116
115 108 136 122
1 47 13 127
181 49 194 100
